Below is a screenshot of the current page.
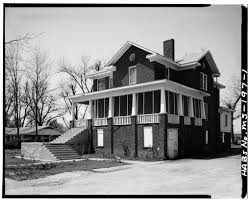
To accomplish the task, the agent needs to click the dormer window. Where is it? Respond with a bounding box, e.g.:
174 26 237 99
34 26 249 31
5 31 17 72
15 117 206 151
97 77 109 91
129 66 136 85
200 72 207 91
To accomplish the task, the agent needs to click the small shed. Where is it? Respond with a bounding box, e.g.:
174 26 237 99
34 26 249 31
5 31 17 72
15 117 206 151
5 126 62 147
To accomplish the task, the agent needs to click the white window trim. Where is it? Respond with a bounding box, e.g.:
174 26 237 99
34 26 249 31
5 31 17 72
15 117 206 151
97 129 104 147
129 66 137 85
143 126 153 148
200 72 208 91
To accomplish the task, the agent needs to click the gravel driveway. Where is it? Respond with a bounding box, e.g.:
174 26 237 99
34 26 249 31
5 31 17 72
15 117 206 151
5 155 241 198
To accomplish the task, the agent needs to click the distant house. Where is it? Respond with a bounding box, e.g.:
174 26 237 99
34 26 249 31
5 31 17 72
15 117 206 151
218 107 234 151
233 132 241 145
5 126 62 147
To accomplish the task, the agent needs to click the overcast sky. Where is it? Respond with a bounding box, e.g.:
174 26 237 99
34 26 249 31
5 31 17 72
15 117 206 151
5 5 242 130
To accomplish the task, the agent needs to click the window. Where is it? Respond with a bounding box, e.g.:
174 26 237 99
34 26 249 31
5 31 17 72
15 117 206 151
94 98 109 118
137 91 160 115
193 98 201 118
97 129 104 147
144 127 153 148
205 130 208 145
182 95 189 116
222 133 225 143
129 66 136 85
225 115 228 127
200 72 208 91
114 95 132 116
168 92 178 115
165 68 170 79
97 78 106 91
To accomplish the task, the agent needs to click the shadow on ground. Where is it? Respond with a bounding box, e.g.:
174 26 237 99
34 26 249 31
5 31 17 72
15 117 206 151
191 148 241 160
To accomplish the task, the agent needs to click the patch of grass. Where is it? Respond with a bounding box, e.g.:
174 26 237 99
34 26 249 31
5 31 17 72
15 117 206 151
5 149 39 166
5 159 126 181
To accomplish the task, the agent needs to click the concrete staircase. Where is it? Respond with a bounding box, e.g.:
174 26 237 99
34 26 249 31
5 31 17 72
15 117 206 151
44 144 82 160
46 127 86 160
50 127 86 144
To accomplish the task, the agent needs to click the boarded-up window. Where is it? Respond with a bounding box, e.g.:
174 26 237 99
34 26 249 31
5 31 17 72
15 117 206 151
97 129 104 147
144 127 153 148
205 130 208 145
129 66 136 85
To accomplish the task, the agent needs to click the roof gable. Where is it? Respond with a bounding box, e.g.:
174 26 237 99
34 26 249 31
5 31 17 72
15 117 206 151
176 50 220 76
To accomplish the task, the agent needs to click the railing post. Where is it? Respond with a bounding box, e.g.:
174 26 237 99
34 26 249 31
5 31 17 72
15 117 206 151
160 89 166 113
177 94 183 116
189 97 194 117
131 93 137 116
108 96 113 118
88 100 93 120
201 99 206 119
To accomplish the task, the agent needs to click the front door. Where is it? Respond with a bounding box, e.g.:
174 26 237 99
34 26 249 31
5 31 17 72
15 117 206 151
167 128 178 159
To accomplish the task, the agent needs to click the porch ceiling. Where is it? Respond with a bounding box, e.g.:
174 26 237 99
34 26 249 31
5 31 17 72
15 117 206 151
68 79 210 103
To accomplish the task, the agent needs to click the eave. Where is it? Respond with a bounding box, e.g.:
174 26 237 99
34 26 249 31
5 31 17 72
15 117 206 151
67 79 210 103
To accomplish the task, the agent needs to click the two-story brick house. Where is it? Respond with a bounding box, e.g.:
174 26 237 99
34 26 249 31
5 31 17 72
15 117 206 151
21 39 229 161
65 39 227 159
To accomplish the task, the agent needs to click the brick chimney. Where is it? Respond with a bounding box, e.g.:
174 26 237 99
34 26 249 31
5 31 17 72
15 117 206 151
163 39 175 61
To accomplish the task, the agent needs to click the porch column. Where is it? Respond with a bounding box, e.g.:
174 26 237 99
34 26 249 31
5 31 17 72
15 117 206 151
177 94 183 116
201 99 206 119
188 97 194 117
108 96 114 118
160 88 166 113
72 102 76 121
88 100 93 120
131 93 137 115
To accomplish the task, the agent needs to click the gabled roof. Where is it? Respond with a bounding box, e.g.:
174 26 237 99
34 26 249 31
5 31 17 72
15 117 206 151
105 41 221 76
5 126 61 136
176 50 221 76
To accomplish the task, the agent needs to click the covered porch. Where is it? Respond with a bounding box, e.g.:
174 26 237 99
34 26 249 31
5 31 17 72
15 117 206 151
69 79 209 127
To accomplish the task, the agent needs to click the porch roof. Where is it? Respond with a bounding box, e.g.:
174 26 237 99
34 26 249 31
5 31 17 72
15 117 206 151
67 79 210 103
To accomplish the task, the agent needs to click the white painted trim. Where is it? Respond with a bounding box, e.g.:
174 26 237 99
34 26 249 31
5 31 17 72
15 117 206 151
87 66 116 80
129 66 137 85
71 102 76 121
68 79 210 103
131 93 137 115
160 88 166 113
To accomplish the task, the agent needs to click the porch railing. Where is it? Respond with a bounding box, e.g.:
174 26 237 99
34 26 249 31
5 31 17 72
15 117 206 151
137 113 159 124
93 118 108 126
194 118 202 126
74 119 88 128
168 114 180 124
183 116 191 125
113 116 131 125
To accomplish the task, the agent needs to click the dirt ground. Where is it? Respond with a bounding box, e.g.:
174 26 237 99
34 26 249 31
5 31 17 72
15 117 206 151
5 155 241 198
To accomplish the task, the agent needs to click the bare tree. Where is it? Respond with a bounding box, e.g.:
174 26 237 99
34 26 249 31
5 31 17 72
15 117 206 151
221 75 241 142
58 56 99 124
25 48 65 137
